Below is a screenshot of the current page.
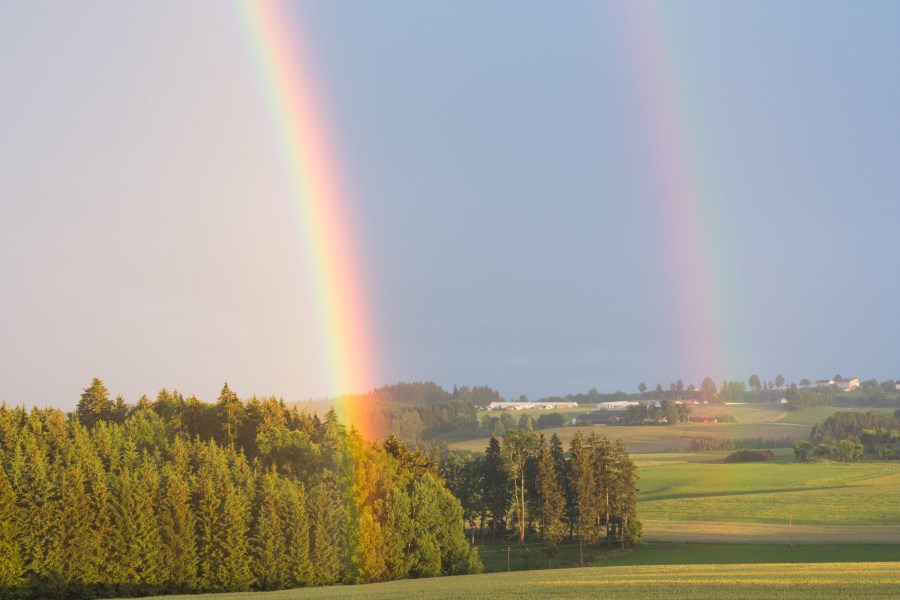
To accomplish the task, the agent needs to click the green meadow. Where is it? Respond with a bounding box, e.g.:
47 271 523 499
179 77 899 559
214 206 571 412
454 405 900 544
637 450 900 527
449 421 811 454
475 540 900 573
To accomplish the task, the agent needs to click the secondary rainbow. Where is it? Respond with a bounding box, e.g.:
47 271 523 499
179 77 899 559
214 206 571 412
239 0 379 437
615 2 744 384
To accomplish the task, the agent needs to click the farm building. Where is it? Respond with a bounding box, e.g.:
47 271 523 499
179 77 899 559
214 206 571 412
837 378 860 391
596 400 640 409
582 410 625 424
815 377 860 391
486 401 579 411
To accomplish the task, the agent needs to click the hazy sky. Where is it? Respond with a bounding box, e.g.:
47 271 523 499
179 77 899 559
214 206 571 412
3 1 900 410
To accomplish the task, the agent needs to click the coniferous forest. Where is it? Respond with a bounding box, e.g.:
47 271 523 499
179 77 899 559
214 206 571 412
0 379 480 599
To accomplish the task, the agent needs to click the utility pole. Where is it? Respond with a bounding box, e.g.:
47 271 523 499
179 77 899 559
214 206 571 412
507 546 511 572
789 507 793 548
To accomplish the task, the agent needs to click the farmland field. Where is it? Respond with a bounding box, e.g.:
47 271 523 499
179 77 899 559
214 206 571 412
454 406 900 543
637 451 900 531
449 421 811 454
122 561 900 599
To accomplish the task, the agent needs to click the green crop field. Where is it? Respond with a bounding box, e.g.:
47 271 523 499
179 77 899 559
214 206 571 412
123 561 900 599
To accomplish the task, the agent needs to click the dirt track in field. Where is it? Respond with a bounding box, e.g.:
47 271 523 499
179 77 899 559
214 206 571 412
642 520 900 544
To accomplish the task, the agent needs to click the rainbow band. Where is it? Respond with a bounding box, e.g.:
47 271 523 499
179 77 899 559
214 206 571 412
617 2 745 383
239 1 377 436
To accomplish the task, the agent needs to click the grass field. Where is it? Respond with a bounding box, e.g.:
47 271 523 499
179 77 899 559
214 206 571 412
452 406 900 541
450 404 896 452
122 561 900 599
449 421 811 454
637 451 900 528
476 539 900 572
477 541 900 572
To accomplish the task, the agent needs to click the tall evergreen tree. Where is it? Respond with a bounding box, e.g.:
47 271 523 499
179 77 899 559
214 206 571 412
76 378 114 428
194 442 255 591
158 442 197 591
251 468 286 590
194 442 227 591
218 472 255 590
279 478 312 588
502 429 538 544
14 429 55 583
46 442 103 589
569 431 600 564
216 383 244 447
106 456 164 589
481 436 509 543
611 439 639 549
308 470 346 585
0 456 24 590
590 433 614 542
535 435 566 566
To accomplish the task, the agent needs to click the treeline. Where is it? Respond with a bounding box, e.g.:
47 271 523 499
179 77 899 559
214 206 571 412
0 379 479 599
622 401 690 425
794 410 900 462
303 382 498 443
688 436 796 452
440 430 639 567
810 411 900 445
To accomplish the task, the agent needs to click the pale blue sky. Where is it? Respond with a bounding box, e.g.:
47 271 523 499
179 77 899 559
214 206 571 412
2 1 899 409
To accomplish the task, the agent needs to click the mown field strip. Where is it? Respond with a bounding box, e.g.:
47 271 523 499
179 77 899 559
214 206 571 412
123 562 900 600
642 520 900 544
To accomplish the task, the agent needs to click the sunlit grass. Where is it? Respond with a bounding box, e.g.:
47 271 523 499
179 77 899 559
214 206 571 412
449 422 811 454
638 454 900 526
122 561 900 599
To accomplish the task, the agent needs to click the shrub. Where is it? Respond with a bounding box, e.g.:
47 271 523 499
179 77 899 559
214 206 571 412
536 413 564 429
723 449 775 463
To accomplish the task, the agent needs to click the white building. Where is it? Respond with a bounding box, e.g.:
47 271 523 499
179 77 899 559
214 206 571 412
596 401 640 409
486 401 578 411
837 378 860 391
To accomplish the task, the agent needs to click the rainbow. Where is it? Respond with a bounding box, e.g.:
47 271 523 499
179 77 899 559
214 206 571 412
614 2 745 385
238 1 379 437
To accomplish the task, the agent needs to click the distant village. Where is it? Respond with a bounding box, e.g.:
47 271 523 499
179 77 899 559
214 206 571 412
480 375 897 426
483 376 882 414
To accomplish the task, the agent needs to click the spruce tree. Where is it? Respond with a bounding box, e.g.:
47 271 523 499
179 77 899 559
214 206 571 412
482 436 509 543
216 383 245 447
535 435 565 566
194 443 226 591
593 435 615 541
15 431 55 583
569 431 600 564
158 446 197 591
107 457 164 589
251 469 286 590
219 474 255 591
76 378 114 428
47 450 102 589
611 439 639 549
0 456 24 590
279 478 312 588
308 470 345 585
